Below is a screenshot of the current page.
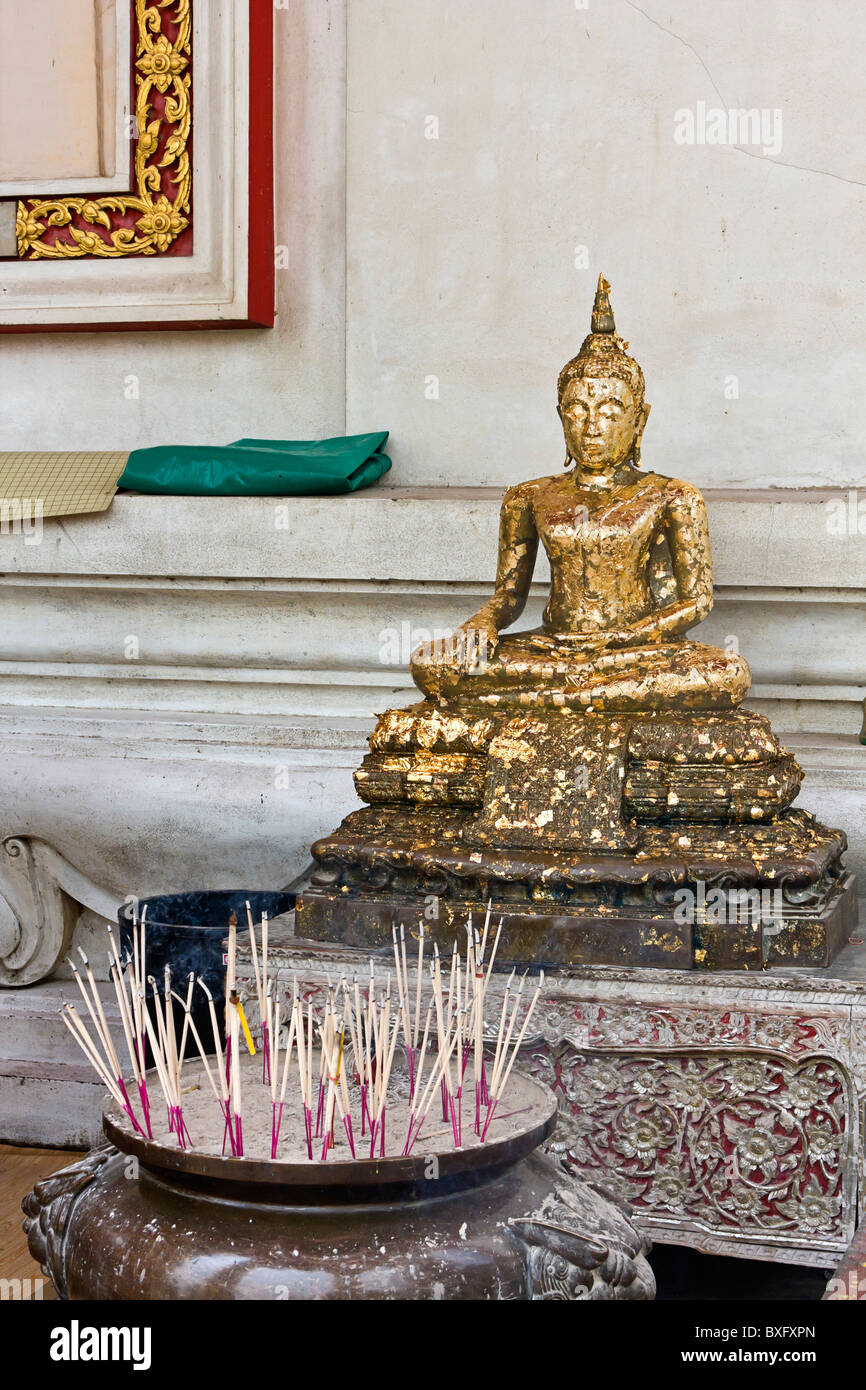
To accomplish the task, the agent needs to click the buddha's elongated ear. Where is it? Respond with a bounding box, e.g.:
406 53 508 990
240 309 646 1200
558 398 574 468
631 401 651 465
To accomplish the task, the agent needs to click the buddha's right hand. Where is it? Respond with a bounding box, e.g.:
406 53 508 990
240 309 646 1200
453 615 499 673
410 615 499 693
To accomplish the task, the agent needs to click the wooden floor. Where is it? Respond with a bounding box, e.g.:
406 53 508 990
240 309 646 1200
0 1145 84 1299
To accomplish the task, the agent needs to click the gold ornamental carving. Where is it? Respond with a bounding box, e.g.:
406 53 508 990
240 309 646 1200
16 1 191 260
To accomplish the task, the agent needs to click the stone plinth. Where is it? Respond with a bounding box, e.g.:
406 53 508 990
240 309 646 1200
300 697 856 971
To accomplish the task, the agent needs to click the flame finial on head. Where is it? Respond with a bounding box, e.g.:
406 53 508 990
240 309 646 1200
557 273 645 408
590 273 616 335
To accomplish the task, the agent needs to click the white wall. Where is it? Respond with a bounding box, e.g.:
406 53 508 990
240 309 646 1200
346 0 866 489
0 0 347 449
2 1 865 492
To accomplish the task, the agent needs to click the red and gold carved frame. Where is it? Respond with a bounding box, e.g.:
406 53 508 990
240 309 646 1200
3 0 274 329
17 0 192 261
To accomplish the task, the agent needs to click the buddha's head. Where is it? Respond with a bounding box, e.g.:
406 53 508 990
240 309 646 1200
557 275 650 471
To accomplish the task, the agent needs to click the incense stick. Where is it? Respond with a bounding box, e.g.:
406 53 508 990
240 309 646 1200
60 918 543 1168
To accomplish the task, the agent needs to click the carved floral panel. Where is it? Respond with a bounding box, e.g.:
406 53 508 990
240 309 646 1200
525 1043 854 1253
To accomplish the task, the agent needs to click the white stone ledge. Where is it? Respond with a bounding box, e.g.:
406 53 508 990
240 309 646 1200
1 487 864 587
0 705 859 767
2 573 863 603
0 707 372 744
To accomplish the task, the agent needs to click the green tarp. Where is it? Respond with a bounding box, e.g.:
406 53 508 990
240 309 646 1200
117 432 391 496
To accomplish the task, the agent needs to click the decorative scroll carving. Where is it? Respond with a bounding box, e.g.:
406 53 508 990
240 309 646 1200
17 1 191 259
530 994 850 1060
21 1145 115 1298
0 836 121 986
525 1045 855 1253
509 1164 654 1299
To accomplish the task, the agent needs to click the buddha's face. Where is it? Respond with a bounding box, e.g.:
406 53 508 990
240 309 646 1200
559 376 642 471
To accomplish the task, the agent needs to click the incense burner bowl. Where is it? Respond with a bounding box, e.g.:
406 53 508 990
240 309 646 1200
22 1071 654 1301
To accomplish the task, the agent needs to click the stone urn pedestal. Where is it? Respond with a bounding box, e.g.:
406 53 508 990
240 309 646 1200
22 1070 654 1301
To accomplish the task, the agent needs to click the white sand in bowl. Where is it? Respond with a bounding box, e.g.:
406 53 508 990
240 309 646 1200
111 1050 548 1164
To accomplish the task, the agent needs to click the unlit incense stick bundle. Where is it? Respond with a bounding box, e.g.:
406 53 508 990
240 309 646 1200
481 972 544 1141
272 984 299 1158
197 975 236 1155
66 948 145 1137
60 909 544 1167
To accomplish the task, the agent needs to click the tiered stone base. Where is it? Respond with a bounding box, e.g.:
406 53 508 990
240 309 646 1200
356 703 803 825
298 806 855 970
298 702 856 971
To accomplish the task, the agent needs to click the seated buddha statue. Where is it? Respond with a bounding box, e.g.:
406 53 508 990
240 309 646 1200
410 275 750 713
301 275 853 971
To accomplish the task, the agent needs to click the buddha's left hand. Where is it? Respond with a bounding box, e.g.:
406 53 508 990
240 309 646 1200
607 601 695 649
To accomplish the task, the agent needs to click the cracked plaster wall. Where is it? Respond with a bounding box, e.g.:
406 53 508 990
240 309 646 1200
346 0 866 490
1 1 861 491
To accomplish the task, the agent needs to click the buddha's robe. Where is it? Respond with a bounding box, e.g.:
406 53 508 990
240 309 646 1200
411 472 750 711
